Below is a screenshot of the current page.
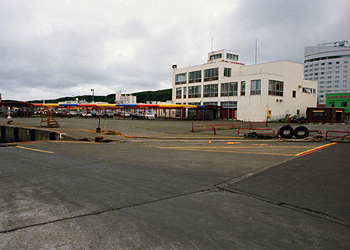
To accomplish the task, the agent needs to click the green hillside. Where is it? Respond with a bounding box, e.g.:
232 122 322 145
27 89 172 104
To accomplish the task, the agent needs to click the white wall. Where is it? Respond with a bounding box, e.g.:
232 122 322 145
172 58 318 121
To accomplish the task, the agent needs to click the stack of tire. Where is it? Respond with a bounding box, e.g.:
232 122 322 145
279 125 309 139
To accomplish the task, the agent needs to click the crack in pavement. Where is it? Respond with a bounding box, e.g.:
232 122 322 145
218 187 350 229
0 188 216 235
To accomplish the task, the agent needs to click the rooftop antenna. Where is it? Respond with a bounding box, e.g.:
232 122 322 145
255 39 258 64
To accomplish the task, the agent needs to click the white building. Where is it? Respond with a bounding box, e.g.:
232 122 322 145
304 41 350 104
115 91 137 104
172 49 317 121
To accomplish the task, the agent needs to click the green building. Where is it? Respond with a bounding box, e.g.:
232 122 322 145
326 93 350 113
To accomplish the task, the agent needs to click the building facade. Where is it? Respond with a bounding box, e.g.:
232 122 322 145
304 41 350 104
325 93 350 113
115 91 137 104
172 49 317 121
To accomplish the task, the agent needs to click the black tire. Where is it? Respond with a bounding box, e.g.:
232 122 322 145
294 126 309 139
279 125 294 139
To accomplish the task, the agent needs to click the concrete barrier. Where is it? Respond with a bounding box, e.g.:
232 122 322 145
0 125 57 143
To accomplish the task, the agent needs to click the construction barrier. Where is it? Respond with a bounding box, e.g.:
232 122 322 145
233 122 252 129
250 121 268 128
238 128 276 136
191 124 214 132
233 121 268 129
213 124 234 135
325 130 350 140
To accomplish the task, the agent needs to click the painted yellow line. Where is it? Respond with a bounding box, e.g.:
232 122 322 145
154 147 296 156
16 146 55 154
154 146 312 150
295 142 337 156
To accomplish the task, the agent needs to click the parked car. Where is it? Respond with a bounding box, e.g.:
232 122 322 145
68 110 79 117
114 110 131 118
289 115 308 123
101 110 114 118
145 112 156 119
91 110 100 117
57 110 68 117
131 112 145 119
81 111 92 118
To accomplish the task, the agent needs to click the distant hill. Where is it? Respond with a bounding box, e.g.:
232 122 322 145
27 89 172 104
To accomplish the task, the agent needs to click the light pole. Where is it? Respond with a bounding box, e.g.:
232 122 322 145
91 89 94 103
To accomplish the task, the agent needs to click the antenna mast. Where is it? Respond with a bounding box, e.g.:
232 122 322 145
255 39 258 64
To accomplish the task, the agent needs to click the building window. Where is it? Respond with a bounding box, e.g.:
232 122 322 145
221 82 238 96
268 80 284 96
189 70 201 83
292 90 296 98
209 53 222 60
227 53 239 60
183 87 187 99
203 102 218 106
224 68 232 77
204 68 219 81
329 102 335 107
176 88 182 99
188 86 201 98
221 101 237 108
175 73 186 84
241 81 246 96
203 84 218 97
251 79 261 95
341 102 347 107
302 87 313 93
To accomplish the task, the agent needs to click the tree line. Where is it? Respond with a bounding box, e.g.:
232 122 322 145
24 88 172 104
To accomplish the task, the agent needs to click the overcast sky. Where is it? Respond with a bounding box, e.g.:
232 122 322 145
0 0 349 101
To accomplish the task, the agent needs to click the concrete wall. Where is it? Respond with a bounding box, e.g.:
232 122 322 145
0 125 57 143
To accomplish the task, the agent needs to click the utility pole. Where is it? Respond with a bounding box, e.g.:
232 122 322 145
91 89 94 103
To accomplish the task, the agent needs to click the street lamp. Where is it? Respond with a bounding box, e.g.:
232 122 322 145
91 89 94 103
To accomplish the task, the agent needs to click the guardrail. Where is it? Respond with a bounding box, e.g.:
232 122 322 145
191 124 214 132
233 122 252 129
234 121 268 129
213 123 234 135
251 121 268 128
325 130 350 140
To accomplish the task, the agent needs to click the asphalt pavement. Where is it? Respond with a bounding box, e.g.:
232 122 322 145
0 117 349 249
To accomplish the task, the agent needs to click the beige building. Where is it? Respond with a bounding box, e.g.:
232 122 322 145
172 49 318 121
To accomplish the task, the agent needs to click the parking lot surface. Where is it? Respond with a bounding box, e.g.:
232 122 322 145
0 117 349 249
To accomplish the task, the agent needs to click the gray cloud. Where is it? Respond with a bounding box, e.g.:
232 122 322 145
0 0 349 101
